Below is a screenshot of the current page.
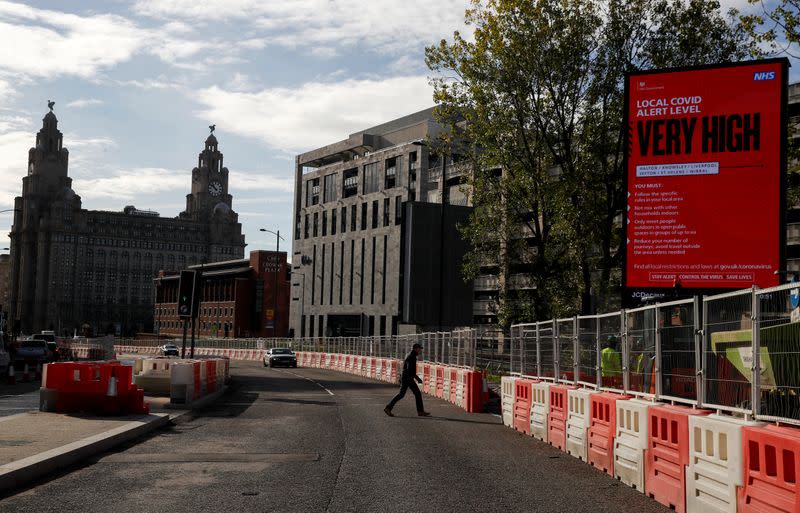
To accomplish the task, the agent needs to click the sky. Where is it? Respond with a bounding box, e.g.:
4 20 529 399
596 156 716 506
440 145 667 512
0 0 789 255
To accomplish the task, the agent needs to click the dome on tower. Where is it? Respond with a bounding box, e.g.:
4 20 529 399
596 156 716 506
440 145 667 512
205 133 217 145
43 110 57 124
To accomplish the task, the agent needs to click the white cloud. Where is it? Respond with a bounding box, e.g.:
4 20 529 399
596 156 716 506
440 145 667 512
194 75 435 152
229 170 294 193
65 98 104 109
77 167 186 202
134 0 470 55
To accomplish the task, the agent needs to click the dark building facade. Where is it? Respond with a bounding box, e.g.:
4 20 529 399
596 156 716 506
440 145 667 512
153 250 290 338
8 106 245 335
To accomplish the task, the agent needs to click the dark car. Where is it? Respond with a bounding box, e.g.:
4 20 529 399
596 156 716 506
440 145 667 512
263 348 297 368
14 339 51 363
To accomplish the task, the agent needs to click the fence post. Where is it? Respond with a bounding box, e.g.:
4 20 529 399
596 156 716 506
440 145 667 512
536 322 542 379
751 285 761 419
573 316 579 385
595 315 602 389
694 295 705 408
621 310 629 393
654 305 663 400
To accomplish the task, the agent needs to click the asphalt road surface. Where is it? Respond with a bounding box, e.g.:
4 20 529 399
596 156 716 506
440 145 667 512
0 379 40 417
0 361 669 513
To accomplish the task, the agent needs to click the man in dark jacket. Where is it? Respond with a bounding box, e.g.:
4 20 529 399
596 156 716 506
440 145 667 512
384 343 430 417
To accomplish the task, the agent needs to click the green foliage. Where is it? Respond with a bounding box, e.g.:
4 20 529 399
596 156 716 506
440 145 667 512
740 0 800 58
427 0 757 328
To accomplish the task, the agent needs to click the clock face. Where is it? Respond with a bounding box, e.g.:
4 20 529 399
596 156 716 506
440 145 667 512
208 180 223 197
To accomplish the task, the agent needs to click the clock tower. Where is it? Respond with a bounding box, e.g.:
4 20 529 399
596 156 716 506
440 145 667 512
182 127 234 221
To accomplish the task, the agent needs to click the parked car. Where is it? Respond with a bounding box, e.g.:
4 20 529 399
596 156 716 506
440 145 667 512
32 332 59 361
263 348 297 368
160 344 180 357
13 338 51 364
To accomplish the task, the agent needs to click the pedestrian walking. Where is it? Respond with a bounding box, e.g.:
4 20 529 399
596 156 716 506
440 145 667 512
384 343 430 417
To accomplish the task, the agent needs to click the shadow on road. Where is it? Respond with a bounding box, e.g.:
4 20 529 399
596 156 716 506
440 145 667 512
401 415 502 426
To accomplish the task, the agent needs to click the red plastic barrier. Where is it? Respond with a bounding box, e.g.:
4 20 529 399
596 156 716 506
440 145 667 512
192 361 201 400
449 369 459 404
205 360 217 393
435 366 445 399
738 424 800 513
514 379 534 435
43 361 148 415
548 385 576 451
422 363 431 394
588 392 630 476
644 404 711 513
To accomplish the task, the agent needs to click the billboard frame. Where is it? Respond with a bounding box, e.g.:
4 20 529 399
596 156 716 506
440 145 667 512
622 58 789 307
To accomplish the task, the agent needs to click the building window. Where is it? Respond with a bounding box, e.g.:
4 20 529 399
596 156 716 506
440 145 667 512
351 205 357 231
322 211 328 236
331 208 337 235
323 173 337 203
307 178 320 206
360 203 367 230
341 206 347 233
343 168 358 198
362 162 380 194
349 239 354 304
385 156 399 189
313 212 319 237
359 238 365 304
304 214 310 239
372 200 378 229
383 198 390 227
395 196 402 225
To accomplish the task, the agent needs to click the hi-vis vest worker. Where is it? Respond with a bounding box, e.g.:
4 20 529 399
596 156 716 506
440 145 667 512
600 336 622 378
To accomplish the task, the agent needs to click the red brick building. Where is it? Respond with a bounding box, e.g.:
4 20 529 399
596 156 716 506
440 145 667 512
153 250 290 338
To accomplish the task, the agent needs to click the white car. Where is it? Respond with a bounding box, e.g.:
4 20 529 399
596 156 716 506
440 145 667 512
263 348 297 368
160 344 180 357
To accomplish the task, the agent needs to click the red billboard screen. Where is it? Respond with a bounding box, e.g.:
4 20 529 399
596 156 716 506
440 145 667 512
625 60 786 294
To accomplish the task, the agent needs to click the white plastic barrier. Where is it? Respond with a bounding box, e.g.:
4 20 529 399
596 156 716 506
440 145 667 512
566 388 597 462
685 414 763 513
455 369 467 408
614 398 652 491
501 376 518 428
442 369 453 403
133 358 174 394
531 381 552 442
170 361 195 404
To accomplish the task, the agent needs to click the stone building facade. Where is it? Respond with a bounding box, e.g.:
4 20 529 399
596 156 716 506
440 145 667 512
8 106 245 335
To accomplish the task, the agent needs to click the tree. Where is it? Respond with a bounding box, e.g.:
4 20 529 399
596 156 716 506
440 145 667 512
740 0 800 58
427 0 756 327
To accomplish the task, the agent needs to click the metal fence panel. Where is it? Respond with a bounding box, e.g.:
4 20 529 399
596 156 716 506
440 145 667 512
557 318 575 384
539 321 555 379
625 306 657 397
598 312 623 391
577 316 598 387
755 283 800 425
657 299 697 404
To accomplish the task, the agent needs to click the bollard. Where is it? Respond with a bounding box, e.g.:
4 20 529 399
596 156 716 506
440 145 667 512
7 364 15 385
21 363 30 382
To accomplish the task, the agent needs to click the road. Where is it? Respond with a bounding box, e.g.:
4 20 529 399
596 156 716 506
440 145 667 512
0 361 668 513
0 379 40 417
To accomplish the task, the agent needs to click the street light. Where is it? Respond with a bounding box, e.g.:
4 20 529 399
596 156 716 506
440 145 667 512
260 228 285 338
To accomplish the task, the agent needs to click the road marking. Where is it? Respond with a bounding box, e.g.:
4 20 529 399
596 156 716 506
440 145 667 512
281 370 335 396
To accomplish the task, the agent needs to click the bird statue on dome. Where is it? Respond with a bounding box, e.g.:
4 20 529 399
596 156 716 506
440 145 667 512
48 100 55 111
209 124 215 134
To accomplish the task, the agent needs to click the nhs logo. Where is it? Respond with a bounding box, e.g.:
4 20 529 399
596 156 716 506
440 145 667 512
753 71 776 81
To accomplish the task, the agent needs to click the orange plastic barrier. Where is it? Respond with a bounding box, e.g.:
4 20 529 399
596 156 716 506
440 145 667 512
435 366 445 399
738 424 800 513
513 379 534 435
644 404 711 513
588 392 630 476
389 360 399 384
548 385 576 451
464 370 486 413
192 361 201 400
42 361 148 415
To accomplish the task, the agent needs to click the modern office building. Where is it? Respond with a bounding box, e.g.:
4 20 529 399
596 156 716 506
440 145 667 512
153 250 290 338
290 108 474 337
787 82 800 274
8 104 245 335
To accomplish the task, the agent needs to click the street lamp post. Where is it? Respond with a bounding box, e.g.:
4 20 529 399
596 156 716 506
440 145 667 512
260 228 285 337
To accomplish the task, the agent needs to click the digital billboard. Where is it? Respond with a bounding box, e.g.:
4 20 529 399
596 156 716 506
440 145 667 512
624 59 788 303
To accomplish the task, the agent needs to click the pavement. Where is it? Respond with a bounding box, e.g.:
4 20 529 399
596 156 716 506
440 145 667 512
0 360 669 513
